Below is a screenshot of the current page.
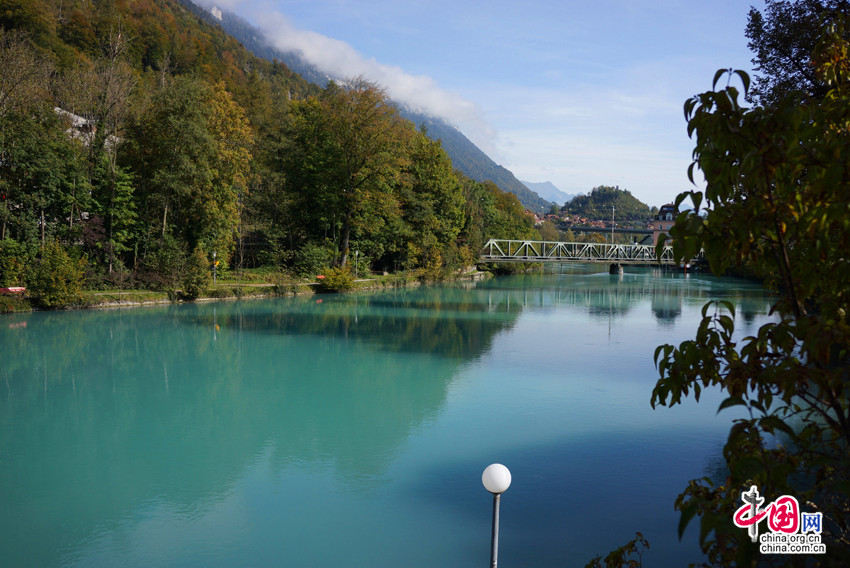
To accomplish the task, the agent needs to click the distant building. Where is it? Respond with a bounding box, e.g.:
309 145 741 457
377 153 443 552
54 107 119 149
649 203 678 245
54 107 95 145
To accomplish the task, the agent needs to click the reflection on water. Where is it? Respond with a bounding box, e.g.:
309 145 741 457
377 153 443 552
0 265 774 567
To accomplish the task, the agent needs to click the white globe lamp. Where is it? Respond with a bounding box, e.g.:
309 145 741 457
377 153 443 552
482 463 512 494
482 463 511 568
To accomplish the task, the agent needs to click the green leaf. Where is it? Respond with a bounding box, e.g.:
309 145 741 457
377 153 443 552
717 396 745 413
691 191 703 212
717 300 735 316
732 69 751 96
712 67 727 88
759 415 795 437
731 456 766 478
684 98 697 120
678 501 699 540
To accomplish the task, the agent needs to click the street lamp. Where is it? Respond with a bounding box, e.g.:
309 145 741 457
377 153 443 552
482 463 511 568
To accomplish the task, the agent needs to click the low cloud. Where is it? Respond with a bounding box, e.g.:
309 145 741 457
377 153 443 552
257 13 495 149
192 1 496 152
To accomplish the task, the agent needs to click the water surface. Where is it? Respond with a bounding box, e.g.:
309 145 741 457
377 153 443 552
0 265 773 567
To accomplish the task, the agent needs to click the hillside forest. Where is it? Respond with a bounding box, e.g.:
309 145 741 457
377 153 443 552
561 185 657 221
0 0 545 302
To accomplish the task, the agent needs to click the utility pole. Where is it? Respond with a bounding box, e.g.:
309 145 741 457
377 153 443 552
611 206 615 244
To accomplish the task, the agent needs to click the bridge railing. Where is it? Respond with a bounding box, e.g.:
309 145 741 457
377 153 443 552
480 239 679 264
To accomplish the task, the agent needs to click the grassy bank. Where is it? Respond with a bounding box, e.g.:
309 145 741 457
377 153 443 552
0 268 491 313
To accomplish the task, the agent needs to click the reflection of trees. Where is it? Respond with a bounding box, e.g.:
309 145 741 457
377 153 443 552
652 289 683 326
208 286 524 360
0 288 520 567
481 266 775 327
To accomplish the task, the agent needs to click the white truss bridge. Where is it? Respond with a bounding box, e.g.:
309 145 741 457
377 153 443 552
480 239 679 264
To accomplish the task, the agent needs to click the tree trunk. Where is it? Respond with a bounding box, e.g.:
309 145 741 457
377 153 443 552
108 174 115 274
161 203 168 240
339 208 351 268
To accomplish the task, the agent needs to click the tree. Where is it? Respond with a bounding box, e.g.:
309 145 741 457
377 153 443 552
53 28 137 273
0 28 56 242
0 106 86 248
126 77 251 262
746 0 850 105
0 28 50 118
538 220 560 242
125 76 212 248
392 129 466 271
0 0 54 45
286 78 410 267
203 81 253 255
85 155 136 273
653 22 850 566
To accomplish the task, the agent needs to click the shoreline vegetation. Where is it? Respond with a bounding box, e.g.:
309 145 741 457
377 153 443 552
0 267 493 314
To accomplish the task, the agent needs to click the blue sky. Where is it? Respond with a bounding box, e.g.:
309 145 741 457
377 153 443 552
204 1 764 207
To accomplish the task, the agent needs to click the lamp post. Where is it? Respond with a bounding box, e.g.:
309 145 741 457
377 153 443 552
213 251 217 284
482 463 511 568
355 250 359 278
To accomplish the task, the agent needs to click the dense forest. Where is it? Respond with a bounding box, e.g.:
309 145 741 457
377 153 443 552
0 0 537 305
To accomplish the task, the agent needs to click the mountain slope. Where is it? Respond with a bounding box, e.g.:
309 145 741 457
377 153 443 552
399 110 553 212
190 2 553 212
521 180 575 206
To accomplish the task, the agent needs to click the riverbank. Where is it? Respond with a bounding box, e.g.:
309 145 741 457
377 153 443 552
0 268 492 313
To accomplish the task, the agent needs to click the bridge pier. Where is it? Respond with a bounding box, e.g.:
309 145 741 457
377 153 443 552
609 263 623 275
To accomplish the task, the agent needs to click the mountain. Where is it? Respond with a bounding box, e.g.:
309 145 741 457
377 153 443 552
521 181 575 206
188 2 334 87
189 2 553 212
400 111 554 212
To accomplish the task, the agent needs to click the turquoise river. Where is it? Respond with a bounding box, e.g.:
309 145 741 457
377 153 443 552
0 264 774 567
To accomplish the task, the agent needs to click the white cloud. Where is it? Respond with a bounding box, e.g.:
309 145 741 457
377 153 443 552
255 12 497 150
468 73 698 206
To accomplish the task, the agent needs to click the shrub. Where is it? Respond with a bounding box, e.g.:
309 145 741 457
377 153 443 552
0 239 31 286
293 242 335 278
419 246 445 282
458 245 476 271
181 247 212 300
0 296 30 313
317 266 354 292
269 270 299 295
28 240 87 308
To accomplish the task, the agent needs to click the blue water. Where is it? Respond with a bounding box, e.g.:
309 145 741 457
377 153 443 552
0 264 773 567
